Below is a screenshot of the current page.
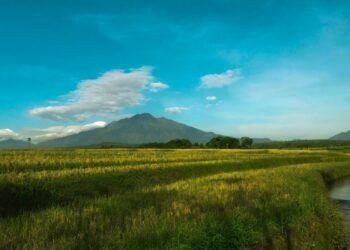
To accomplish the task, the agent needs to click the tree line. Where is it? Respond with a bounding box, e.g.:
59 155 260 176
139 136 253 149
252 139 350 149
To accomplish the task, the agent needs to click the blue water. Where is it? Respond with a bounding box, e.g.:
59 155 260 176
329 177 350 248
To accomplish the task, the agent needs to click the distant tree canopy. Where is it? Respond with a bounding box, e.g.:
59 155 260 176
241 137 254 148
252 140 350 149
193 142 205 148
101 138 350 149
140 136 257 149
140 139 192 148
206 136 240 149
166 139 192 148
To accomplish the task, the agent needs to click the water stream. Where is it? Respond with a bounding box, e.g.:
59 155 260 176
329 176 350 248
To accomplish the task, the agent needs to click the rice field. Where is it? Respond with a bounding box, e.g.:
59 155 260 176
1 148 350 249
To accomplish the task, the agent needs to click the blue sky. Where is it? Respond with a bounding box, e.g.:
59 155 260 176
0 0 350 141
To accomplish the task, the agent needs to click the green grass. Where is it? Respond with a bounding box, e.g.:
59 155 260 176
0 148 350 249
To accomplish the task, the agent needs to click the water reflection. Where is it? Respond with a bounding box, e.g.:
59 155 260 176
329 177 350 248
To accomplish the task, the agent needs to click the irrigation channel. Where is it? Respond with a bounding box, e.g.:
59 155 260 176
329 176 350 248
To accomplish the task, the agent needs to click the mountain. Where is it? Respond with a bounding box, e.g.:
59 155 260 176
329 131 350 141
38 113 218 148
0 139 29 149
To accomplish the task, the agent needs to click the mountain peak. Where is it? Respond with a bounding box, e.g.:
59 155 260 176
38 113 219 147
108 113 156 126
130 113 156 120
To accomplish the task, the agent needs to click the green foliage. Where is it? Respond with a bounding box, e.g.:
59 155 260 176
241 137 253 148
0 148 349 249
140 139 192 148
166 139 192 148
253 140 350 149
206 136 240 149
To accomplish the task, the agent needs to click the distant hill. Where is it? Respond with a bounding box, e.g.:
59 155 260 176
0 139 29 149
252 138 272 144
330 131 350 141
38 113 218 148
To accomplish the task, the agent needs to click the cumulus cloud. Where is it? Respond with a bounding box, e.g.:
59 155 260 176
165 107 188 113
0 129 19 141
29 67 161 122
206 96 217 101
24 121 107 142
200 69 242 88
148 82 169 92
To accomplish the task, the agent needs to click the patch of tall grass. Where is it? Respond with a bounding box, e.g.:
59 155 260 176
0 148 349 249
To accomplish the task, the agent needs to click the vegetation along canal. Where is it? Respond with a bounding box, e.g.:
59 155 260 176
330 176 350 248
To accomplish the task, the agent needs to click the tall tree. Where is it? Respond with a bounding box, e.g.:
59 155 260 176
206 136 240 149
241 137 253 148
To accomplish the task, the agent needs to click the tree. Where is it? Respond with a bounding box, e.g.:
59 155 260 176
206 137 222 148
206 136 240 149
166 139 192 148
241 137 253 148
193 142 199 148
223 137 240 148
139 139 192 149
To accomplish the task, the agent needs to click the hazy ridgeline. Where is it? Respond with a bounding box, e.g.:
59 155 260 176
1 148 350 249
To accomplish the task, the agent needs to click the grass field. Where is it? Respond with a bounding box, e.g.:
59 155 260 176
1 148 350 249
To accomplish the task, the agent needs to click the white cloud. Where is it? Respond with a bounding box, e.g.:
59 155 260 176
0 129 19 141
165 106 188 113
148 82 169 92
29 67 160 122
200 69 242 88
24 121 107 142
206 96 217 101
